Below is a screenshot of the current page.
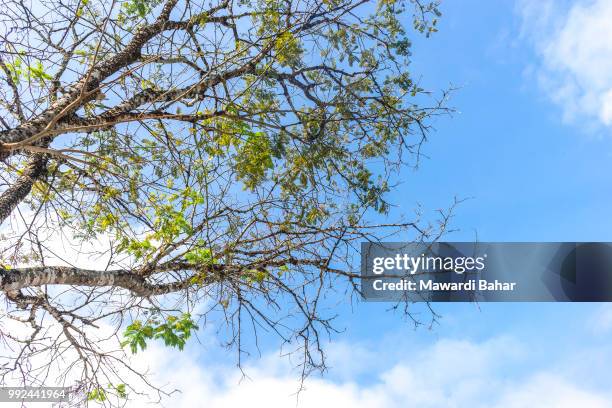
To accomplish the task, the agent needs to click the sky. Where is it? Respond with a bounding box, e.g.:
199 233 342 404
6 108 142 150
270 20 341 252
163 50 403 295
6 0 612 406
395 0 612 243
123 0 612 406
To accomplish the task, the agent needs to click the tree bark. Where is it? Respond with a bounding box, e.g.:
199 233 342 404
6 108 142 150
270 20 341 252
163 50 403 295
0 153 47 224
0 264 201 296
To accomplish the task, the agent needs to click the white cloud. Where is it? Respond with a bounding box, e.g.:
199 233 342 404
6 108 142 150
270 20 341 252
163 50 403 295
518 0 612 127
2 317 609 408
122 333 612 408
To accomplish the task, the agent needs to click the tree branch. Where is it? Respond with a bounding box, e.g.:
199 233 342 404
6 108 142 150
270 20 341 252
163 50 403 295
0 263 213 296
0 153 48 224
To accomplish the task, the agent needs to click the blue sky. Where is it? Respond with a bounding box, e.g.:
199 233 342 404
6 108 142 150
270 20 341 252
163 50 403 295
135 1 612 406
394 0 612 242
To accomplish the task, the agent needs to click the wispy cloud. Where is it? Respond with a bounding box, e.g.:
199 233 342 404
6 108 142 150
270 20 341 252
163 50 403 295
2 312 609 407
518 0 612 128
587 304 612 334
128 333 612 408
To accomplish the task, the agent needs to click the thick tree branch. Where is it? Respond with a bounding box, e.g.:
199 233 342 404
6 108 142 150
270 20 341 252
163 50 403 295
0 153 48 224
0 263 211 296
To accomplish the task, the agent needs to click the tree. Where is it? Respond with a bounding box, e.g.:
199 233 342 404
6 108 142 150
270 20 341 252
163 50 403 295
0 0 449 404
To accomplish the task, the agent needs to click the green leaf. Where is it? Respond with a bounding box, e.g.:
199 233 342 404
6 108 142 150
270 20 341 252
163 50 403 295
115 383 127 399
87 388 106 402
121 313 198 354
